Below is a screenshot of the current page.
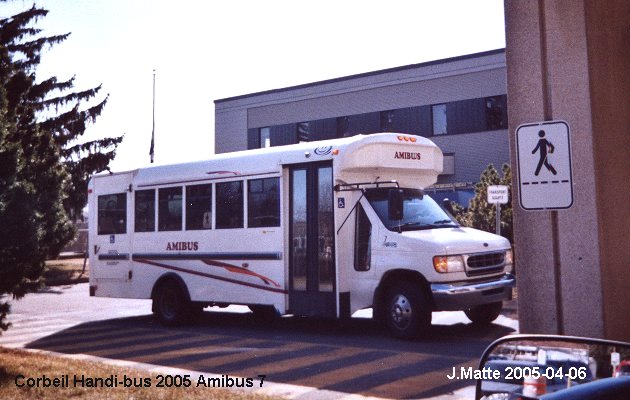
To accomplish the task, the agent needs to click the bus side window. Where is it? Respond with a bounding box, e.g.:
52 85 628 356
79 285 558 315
186 184 212 230
216 181 243 229
158 187 182 231
135 189 155 232
354 204 371 271
248 177 280 228
97 193 127 235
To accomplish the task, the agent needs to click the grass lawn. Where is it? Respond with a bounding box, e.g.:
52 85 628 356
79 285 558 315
0 347 276 400
44 258 89 286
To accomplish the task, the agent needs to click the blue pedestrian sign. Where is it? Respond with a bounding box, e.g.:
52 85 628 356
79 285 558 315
516 120 573 210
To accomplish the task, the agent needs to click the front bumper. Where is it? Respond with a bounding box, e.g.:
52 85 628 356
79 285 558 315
430 273 515 311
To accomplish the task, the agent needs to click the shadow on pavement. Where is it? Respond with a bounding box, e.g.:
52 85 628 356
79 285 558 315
27 311 515 399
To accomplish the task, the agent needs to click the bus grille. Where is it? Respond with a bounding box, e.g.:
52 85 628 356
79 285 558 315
466 252 505 276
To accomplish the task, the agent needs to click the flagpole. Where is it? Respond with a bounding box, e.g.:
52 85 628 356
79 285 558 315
150 69 156 163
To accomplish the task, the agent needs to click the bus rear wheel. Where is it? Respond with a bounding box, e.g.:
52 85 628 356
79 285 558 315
384 282 431 339
153 280 189 326
464 301 503 325
248 305 279 320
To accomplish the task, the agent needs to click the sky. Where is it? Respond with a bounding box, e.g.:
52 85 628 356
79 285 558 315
2 0 506 172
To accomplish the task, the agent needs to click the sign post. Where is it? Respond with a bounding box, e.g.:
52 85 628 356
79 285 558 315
487 185 508 235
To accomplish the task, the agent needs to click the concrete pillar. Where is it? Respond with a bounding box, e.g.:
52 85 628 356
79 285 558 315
505 0 630 341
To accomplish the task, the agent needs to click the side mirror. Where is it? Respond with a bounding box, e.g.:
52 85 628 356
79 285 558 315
442 198 455 215
388 189 404 220
476 334 630 400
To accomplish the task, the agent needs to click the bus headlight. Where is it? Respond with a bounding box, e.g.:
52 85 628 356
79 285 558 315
505 250 514 265
505 249 514 268
433 255 465 273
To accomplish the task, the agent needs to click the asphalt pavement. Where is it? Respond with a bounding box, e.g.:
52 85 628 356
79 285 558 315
0 283 518 399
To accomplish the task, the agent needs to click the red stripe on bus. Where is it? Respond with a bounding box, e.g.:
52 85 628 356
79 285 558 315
135 258 287 294
200 259 281 288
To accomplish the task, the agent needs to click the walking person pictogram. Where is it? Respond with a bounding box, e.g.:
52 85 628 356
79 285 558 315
532 130 557 176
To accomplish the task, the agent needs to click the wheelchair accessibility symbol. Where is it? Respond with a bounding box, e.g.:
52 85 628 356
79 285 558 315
337 198 345 208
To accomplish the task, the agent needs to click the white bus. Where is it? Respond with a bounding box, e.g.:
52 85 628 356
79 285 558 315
88 132 514 338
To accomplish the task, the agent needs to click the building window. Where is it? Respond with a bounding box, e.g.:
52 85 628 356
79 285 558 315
247 128 260 149
485 95 508 130
248 178 280 228
158 187 182 231
186 184 212 230
381 106 432 136
297 122 310 143
98 193 126 235
432 104 447 135
336 116 350 137
346 112 381 136
380 110 395 132
260 127 271 148
254 95 507 147
304 118 337 142
448 98 487 134
216 181 243 229
134 189 155 232
270 123 297 146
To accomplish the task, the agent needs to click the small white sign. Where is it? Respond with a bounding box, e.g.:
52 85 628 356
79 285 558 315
487 185 509 204
612 352 621 367
516 120 573 210
537 349 547 366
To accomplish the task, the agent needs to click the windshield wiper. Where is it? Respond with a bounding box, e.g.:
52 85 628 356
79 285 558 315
398 221 426 229
390 221 454 231
387 221 424 232
433 219 456 225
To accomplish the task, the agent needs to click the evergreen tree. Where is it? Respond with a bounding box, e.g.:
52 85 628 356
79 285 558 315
0 4 122 333
452 163 513 243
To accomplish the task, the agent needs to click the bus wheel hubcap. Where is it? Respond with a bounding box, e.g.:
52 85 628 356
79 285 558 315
391 294 412 329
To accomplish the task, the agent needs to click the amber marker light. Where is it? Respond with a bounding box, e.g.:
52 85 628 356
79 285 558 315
396 135 417 143
433 256 448 273
433 255 465 273
332 149 339 155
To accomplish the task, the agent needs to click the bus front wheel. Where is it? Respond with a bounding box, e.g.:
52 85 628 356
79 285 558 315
384 282 431 339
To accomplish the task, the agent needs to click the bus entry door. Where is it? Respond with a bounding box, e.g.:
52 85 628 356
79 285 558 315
289 162 336 317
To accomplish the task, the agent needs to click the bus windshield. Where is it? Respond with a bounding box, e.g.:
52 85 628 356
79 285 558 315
364 188 458 232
